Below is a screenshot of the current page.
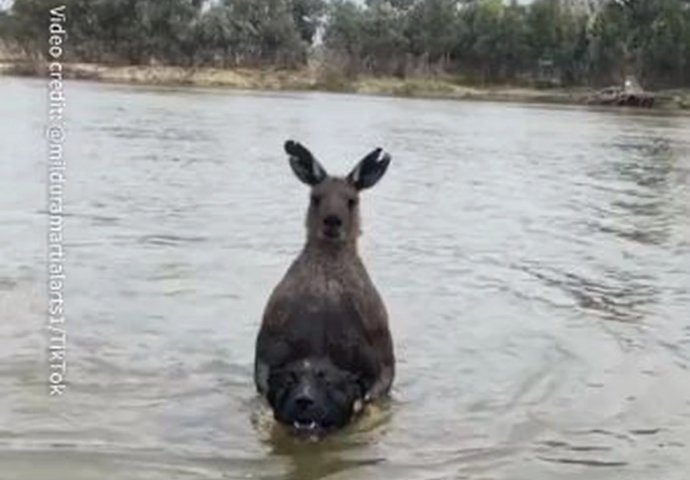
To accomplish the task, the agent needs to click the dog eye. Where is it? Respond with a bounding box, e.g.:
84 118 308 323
316 371 330 384
347 198 357 209
311 195 321 207
279 371 298 386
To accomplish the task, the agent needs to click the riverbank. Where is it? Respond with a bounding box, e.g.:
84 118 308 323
2 60 689 110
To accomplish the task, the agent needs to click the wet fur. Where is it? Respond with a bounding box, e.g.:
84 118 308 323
255 244 394 397
254 142 394 430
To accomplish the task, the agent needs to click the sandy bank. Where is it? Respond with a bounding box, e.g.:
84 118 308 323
2 61 688 110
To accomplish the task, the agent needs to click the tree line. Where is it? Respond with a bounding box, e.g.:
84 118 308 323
1 0 689 88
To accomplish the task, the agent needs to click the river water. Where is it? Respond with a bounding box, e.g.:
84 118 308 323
1 76 689 479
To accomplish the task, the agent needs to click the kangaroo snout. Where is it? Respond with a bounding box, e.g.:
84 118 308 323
322 214 343 239
323 215 342 228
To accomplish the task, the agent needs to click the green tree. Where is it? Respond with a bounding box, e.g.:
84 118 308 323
405 0 460 65
360 2 409 74
291 0 326 44
460 0 505 81
3 0 690 87
588 1 628 83
637 0 689 86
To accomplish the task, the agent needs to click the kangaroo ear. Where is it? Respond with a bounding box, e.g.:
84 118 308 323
285 140 328 186
347 148 391 190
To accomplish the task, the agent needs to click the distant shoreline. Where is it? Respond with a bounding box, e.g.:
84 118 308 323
2 60 689 110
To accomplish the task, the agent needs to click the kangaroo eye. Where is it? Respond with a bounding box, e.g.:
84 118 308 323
311 195 321 207
347 198 358 209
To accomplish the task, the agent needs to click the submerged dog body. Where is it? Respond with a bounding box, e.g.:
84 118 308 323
254 141 394 434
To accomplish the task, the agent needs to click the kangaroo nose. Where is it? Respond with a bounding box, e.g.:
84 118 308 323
323 215 342 228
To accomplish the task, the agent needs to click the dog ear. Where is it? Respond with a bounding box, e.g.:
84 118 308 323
345 371 367 399
285 140 328 186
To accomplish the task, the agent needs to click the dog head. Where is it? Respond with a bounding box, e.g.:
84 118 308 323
266 357 365 435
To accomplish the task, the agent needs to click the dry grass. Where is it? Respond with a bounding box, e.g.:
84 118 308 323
1 61 688 110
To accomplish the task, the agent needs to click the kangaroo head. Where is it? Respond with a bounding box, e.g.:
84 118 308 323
284 140 391 247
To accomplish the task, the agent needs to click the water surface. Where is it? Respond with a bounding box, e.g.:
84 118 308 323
1 76 690 479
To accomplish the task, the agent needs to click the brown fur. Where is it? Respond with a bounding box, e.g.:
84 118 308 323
254 145 395 402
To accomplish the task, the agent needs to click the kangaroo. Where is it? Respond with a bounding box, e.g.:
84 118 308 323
254 140 395 435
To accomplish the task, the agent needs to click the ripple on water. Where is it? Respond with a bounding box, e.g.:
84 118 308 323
2 79 690 479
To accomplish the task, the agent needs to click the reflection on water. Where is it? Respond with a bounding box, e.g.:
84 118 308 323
1 76 690 479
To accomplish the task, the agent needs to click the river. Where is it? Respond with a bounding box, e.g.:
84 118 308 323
1 76 689 479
